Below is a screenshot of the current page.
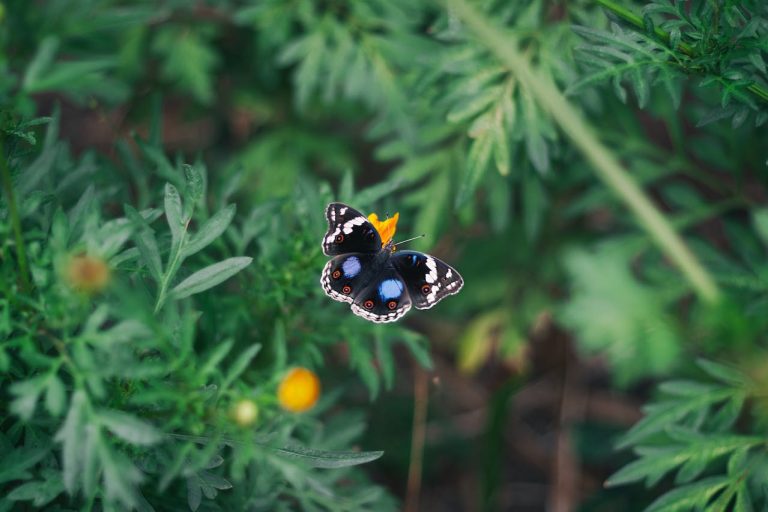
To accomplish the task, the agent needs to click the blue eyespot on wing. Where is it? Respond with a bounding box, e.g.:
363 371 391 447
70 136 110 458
351 271 412 323
322 203 381 256
390 250 463 310
321 253 377 304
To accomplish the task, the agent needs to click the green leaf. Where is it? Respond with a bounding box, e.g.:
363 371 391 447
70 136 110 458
97 435 142 507
0 447 49 484
456 133 493 208
183 164 204 212
44 375 66 417
269 443 384 469
55 390 88 494
99 410 163 446
125 205 163 282
645 476 729 512
696 359 747 387
152 26 218 104
22 37 59 91
616 388 732 449
9 377 46 421
200 339 234 378
182 204 236 258
8 473 65 507
220 343 262 392
165 183 184 246
187 476 202 511
169 257 253 300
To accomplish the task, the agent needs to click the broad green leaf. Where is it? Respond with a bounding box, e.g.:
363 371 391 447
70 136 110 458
182 204 236 258
169 257 252 300
187 476 202 511
97 435 142 507
269 443 384 469
165 183 184 246
125 205 163 282
55 390 88 494
9 377 46 421
99 410 162 446
44 375 66 417
183 164 204 212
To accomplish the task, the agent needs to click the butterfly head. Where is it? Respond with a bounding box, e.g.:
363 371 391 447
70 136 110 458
367 212 399 248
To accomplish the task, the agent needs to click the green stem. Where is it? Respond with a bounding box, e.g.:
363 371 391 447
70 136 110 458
0 137 31 293
446 0 721 303
154 229 188 313
594 0 768 105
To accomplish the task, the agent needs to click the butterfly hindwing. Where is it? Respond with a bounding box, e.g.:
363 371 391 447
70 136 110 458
350 268 412 323
322 203 381 256
321 253 378 304
390 251 463 310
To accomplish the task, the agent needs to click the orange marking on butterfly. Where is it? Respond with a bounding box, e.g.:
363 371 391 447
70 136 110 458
367 212 399 247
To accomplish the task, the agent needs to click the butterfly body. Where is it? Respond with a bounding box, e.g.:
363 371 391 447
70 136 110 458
321 203 463 323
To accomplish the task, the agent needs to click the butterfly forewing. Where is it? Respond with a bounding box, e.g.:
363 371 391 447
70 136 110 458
322 203 381 256
390 251 463 310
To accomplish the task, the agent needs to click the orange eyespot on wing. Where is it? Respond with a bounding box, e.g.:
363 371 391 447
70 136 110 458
367 212 399 247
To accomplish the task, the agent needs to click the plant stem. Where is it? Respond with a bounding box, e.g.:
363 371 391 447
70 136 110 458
0 137 31 293
446 0 721 304
594 0 768 105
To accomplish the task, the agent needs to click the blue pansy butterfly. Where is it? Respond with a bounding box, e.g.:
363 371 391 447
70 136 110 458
320 202 464 323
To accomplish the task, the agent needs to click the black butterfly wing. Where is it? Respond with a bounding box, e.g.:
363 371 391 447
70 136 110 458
350 267 412 323
322 203 381 256
390 251 463 310
321 253 379 304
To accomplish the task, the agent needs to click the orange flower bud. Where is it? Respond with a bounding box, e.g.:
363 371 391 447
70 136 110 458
278 367 321 413
65 254 110 293
367 212 399 246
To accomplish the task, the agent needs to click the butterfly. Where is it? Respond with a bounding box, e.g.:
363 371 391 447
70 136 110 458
320 202 464 323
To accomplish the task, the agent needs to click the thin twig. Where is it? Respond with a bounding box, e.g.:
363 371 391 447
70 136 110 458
0 137 31 293
405 363 429 512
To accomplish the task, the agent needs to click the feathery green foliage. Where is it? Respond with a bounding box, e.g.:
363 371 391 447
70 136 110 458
2 0 768 509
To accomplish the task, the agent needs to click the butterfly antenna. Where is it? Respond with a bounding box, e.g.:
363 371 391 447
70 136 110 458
393 234 426 247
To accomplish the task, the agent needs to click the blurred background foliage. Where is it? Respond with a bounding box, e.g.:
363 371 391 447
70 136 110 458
2 0 768 510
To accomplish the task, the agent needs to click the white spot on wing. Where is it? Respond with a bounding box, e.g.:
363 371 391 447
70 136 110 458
424 257 438 284
342 216 367 234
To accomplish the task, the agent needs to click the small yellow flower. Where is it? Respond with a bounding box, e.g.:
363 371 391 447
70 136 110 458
278 367 321 413
367 212 399 247
232 399 259 426
65 254 110 293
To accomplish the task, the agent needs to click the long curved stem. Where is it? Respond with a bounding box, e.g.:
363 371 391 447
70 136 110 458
595 0 768 105
446 0 721 303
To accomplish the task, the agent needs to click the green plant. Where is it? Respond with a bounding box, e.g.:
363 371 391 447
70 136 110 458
607 359 768 510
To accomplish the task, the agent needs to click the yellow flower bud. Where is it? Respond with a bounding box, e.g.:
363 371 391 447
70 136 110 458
233 399 259 426
65 254 110 293
278 367 320 413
